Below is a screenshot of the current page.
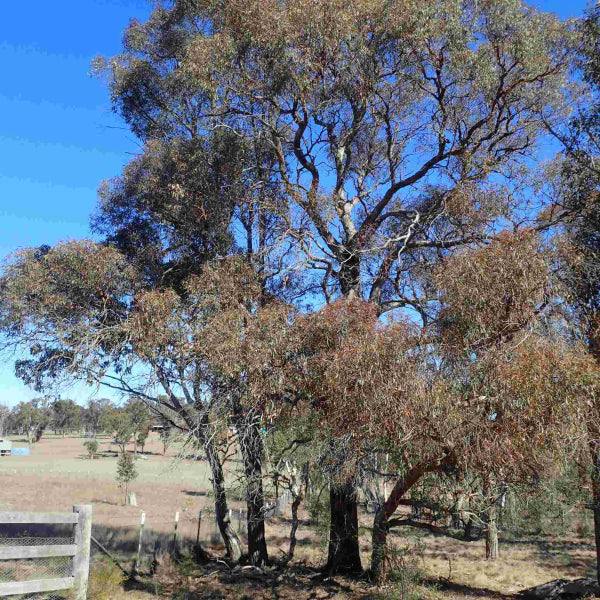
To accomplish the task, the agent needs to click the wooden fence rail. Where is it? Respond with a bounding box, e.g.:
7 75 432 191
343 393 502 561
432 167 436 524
0 505 92 599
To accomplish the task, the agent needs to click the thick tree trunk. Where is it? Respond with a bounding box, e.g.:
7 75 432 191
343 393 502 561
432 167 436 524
239 420 269 566
325 480 362 575
319 263 362 576
204 436 242 561
338 253 361 299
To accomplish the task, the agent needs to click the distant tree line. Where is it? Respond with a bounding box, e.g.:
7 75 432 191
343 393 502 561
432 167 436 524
0 397 158 449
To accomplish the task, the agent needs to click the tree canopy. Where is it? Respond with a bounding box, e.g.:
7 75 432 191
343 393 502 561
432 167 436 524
1 0 599 583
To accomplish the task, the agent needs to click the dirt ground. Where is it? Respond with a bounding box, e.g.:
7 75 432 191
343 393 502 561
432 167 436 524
0 433 596 599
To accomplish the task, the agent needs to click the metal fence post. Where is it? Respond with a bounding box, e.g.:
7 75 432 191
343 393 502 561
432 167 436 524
73 505 92 600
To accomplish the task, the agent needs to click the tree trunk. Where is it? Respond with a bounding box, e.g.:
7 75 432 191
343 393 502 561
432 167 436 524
325 480 362 575
370 506 389 583
483 478 499 561
239 420 269 566
320 264 362 576
590 440 600 583
486 506 499 560
450 494 464 530
204 435 242 561
370 454 454 584
279 461 306 567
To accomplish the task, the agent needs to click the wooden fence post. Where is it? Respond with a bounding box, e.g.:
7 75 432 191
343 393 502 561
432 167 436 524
73 505 92 600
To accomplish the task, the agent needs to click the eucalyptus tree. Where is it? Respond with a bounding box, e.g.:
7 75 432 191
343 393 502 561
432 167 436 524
541 4 600 582
12 399 50 445
95 0 578 573
93 14 295 564
287 232 597 583
51 399 81 436
0 241 243 560
83 398 115 437
0 404 11 438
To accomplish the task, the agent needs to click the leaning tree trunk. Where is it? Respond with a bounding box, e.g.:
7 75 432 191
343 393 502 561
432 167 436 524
370 455 454 584
325 480 362 575
204 435 242 561
238 418 269 566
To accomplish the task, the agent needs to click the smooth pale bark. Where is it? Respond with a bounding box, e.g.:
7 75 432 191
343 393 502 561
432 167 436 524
325 481 362 575
204 435 242 561
485 507 499 560
279 461 307 567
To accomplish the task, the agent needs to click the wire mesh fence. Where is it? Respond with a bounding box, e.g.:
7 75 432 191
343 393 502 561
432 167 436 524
0 529 75 585
3 594 68 600
0 508 91 600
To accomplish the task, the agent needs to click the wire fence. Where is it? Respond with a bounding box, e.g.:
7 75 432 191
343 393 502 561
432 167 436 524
0 492 297 595
0 531 74 600
86 488 297 575
0 508 91 600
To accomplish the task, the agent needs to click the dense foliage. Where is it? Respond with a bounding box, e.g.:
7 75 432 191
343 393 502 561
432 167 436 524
1 0 600 584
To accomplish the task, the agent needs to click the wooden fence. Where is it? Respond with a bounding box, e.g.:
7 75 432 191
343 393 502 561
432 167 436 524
0 505 92 599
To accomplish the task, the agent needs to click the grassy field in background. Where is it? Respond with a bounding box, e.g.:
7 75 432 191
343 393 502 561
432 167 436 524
0 433 595 599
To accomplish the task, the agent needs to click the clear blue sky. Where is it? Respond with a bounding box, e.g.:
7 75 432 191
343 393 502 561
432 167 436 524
0 0 591 407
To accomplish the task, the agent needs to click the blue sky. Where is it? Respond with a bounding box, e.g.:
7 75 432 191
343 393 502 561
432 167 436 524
0 0 592 406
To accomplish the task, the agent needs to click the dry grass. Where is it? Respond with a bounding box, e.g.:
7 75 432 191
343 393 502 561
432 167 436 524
0 433 595 599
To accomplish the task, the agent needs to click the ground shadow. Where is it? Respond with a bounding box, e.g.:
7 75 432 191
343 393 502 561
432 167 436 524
424 578 515 599
502 538 594 550
183 490 207 497
533 543 596 579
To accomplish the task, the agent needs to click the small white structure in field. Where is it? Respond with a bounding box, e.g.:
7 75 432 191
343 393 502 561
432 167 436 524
0 439 12 456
